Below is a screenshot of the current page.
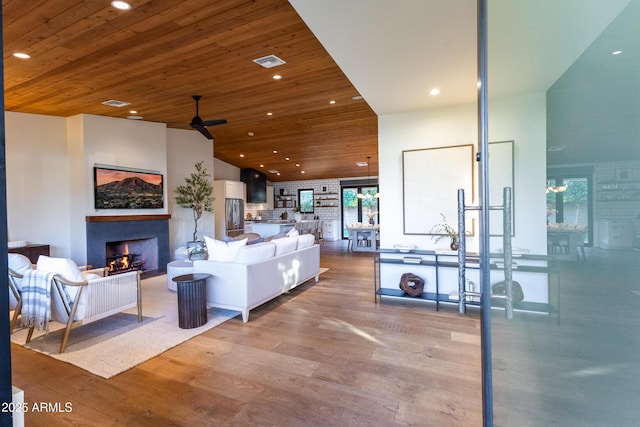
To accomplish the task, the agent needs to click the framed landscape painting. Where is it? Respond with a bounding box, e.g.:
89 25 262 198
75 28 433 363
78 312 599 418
94 165 164 209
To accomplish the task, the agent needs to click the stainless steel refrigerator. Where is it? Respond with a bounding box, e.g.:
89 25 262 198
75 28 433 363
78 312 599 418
225 198 245 237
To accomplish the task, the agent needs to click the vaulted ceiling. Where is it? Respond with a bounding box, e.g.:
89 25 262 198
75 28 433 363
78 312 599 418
4 1 635 183
2 0 378 182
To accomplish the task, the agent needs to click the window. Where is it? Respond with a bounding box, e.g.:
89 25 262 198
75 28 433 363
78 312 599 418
298 189 314 213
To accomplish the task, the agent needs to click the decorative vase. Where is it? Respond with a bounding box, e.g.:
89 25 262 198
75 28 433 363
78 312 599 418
294 212 302 222
450 239 459 251
369 218 375 225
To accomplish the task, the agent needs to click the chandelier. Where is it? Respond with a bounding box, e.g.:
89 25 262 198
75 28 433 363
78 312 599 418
357 156 380 199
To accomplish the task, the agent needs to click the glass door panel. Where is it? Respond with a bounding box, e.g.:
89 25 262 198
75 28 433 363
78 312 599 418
342 188 359 238
489 2 639 426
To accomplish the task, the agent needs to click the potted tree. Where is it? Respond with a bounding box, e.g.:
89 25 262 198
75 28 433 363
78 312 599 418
175 161 214 260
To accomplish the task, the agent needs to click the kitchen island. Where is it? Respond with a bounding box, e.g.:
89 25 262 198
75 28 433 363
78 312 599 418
248 221 296 239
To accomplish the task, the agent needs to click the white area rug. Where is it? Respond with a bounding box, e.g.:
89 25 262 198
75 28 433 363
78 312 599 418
10 274 237 379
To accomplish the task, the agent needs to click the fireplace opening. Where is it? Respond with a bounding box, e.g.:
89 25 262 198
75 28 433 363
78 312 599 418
107 252 144 274
105 237 158 276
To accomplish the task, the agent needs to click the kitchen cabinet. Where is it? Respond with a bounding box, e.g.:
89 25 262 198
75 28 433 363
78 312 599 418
214 180 245 201
598 219 633 249
322 220 340 241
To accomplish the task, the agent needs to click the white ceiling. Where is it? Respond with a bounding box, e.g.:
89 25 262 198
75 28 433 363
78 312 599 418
289 0 632 115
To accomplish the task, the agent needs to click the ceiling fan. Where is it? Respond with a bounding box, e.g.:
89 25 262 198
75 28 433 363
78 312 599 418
189 95 227 140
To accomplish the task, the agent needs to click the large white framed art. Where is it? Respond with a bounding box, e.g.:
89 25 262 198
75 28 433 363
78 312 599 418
402 144 475 235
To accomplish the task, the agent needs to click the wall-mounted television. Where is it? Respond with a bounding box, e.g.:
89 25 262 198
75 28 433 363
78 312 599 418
94 165 164 209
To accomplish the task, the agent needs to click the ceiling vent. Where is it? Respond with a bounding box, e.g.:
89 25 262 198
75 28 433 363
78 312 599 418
102 99 131 108
356 161 368 167
253 55 286 68
267 169 279 174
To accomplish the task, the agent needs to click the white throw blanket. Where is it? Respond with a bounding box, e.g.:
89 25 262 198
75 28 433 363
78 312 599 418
21 270 55 332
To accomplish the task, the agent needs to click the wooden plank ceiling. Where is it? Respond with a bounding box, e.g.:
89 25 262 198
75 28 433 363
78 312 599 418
2 0 378 181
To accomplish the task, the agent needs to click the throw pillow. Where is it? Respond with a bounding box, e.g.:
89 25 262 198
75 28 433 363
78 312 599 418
8 253 33 275
296 234 315 249
272 236 298 256
235 242 276 264
204 236 248 262
36 255 85 282
287 228 299 237
36 255 86 305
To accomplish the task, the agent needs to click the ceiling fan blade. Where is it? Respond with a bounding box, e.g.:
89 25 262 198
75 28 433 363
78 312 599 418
193 125 213 140
201 119 227 127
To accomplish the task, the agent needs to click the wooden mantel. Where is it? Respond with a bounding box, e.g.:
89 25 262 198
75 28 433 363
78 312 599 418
86 214 171 223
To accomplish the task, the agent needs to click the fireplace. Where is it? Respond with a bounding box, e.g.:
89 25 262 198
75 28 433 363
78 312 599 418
105 237 157 275
86 215 170 278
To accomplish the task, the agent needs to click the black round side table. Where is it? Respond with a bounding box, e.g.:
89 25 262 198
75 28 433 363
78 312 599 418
172 273 210 329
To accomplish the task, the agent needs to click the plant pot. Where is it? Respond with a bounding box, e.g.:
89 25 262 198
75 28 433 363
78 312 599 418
294 213 302 222
450 240 459 251
187 241 208 260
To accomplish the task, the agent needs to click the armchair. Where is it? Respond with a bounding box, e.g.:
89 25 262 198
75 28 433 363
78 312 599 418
24 256 142 353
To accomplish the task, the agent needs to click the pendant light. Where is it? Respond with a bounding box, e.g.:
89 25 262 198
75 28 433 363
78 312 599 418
357 156 380 199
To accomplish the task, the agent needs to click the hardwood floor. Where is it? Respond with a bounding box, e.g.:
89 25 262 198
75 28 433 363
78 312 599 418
11 241 483 426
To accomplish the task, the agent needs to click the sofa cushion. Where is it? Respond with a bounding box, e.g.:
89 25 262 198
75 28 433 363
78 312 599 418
205 236 248 262
8 253 33 276
296 233 315 249
272 236 298 256
287 228 299 237
235 241 276 264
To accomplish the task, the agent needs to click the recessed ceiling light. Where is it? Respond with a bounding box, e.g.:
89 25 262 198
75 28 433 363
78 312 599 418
273 150 278 154
301 171 305 174
267 112 273 116
248 131 254 136
352 95 363 100
295 163 300 167
127 115 143 120
612 50 622 55
285 157 290 161
277 172 281 176
356 161 368 167
111 1 132 10
129 110 137 114
430 88 440 96
12 52 30 59
240 154 245 157
273 74 282 80
259 164 264 168
329 100 336 104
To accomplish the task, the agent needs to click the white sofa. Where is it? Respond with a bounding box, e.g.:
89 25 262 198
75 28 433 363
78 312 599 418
192 233 320 322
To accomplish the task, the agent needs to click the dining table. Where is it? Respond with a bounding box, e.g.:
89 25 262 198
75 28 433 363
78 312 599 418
347 224 380 252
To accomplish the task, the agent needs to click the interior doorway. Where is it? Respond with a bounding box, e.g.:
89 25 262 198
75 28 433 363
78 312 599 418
341 185 379 238
546 174 593 246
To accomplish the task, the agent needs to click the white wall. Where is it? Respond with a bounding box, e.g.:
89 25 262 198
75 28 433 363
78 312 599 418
378 93 548 302
6 112 72 257
167 128 215 253
6 112 171 263
213 158 240 181
379 92 547 254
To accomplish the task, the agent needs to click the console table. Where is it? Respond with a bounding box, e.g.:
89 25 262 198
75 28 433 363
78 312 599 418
8 244 50 264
